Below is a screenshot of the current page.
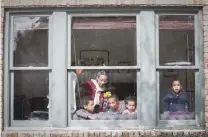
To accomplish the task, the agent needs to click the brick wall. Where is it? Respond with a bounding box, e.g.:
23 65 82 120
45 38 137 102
0 0 204 7
1 0 208 136
0 4 4 137
2 130 208 137
204 0 208 130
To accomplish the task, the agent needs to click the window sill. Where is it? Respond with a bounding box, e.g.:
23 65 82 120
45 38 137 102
2 128 207 137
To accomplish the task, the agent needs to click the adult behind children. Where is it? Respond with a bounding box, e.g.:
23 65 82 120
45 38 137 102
163 79 189 113
81 70 108 111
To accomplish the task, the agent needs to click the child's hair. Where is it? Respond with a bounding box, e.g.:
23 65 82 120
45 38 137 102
108 94 119 102
124 96 137 105
80 96 93 107
172 78 181 86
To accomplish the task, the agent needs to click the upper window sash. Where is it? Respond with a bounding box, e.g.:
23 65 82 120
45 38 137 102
155 13 199 69
9 15 52 70
67 14 140 69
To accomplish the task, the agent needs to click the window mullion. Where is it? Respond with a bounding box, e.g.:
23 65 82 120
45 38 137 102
4 12 11 127
195 11 204 127
139 11 157 127
136 14 140 125
9 16 14 69
67 15 72 126
10 72 14 126
51 11 67 128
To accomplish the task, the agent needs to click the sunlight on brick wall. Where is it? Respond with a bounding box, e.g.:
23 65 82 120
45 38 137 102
0 0 208 136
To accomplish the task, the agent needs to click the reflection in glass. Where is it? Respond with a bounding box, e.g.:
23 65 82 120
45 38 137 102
159 69 195 120
71 17 136 66
159 15 195 66
70 69 137 120
13 71 49 120
13 17 49 67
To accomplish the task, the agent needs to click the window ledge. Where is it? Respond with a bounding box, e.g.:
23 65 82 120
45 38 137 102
2 129 207 137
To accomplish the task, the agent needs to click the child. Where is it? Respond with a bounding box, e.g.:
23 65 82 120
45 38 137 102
163 79 189 112
123 96 137 115
73 96 97 120
107 95 120 113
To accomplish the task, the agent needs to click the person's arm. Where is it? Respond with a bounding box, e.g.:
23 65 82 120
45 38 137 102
80 82 93 98
163 95 170 112
76 109 93 119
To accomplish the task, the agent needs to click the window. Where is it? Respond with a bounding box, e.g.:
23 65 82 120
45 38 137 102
68 16 139 126
5 16 51 127
157 14 203 126
4 9 204 129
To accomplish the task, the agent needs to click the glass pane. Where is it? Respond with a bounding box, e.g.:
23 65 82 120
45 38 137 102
13 17 49 67
159 15 195 66
71 17 136 66
70 69 137 120
159 69 195 120
13 71 49 120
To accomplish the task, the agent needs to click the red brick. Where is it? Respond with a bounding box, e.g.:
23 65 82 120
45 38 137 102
88 131 95 137
206 101 208 105
204 53 208 59
205 112 208 118
204 57 208 63
205 116 208 122
204 25 208 31
99 132 105 137
205 105 208 112
204 62 208 69
94 132 99 137
203 20 208 26
205 95 208 101
122 132 129 137
204 15 208 21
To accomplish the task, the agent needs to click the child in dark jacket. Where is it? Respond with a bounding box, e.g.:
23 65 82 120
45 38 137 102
163 79 189 112
73 96 98 120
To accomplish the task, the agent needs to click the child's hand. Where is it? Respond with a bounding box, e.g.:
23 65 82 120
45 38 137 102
122 110 130 114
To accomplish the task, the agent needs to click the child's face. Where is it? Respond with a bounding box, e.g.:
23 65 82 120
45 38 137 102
84 100 94 112
172 80 182 94
127 101 136 112
108 98 118 109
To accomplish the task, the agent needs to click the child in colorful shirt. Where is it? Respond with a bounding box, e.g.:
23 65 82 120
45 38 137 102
107 95 121 113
